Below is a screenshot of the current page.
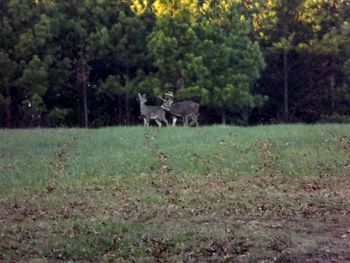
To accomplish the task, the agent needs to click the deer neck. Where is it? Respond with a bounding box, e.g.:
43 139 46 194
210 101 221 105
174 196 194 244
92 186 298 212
140 101 146 114
166 106 180 116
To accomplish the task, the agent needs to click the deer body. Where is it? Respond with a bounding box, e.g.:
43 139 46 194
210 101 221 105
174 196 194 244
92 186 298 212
138 93 168 127
161 100 199 127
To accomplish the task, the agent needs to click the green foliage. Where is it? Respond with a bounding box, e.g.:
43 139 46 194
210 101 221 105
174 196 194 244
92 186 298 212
15 55 48 120
198 3 265 121
147 8 203 92
147 2 265 123
17 55 48 97
0 0 349 126
46 107 73 126
94 75 123 97
0 52 16 111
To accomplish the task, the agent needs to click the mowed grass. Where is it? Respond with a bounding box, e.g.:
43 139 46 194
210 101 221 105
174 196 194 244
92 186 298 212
0 124 350 262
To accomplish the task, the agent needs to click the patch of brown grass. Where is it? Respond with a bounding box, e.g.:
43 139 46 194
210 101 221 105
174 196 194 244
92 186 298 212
2 173 350 262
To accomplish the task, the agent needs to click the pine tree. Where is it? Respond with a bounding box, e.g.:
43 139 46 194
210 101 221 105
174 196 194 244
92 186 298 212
197 1 266 124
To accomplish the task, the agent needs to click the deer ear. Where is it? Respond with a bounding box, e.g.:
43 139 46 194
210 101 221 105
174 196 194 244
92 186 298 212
138 93 141 99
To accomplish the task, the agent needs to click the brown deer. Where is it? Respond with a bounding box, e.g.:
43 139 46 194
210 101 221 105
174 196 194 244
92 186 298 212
159 92 199 127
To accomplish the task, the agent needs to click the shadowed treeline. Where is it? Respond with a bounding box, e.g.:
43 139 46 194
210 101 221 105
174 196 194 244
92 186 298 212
0 0 349 127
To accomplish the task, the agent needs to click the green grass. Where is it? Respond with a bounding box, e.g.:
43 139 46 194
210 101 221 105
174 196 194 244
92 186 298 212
0 124 349 261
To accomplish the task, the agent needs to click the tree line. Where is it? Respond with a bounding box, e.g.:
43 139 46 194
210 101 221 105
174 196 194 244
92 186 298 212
0 0 349 127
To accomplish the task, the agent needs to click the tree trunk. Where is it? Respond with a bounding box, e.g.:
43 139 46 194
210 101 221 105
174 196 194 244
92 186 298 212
124 72 130 124
125 91 130 125
117 95 122 124
83 80 88 128
330 72 336 114
283 46 289 121
221 110 226 125
77 52 90 128
77 88 81 126
5 86 11 128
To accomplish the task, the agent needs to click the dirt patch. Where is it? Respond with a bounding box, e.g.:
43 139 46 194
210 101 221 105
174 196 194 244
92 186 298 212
338 136 350 151
277 216 350 262
255 139 278 171
157 151 170 176
38 138 76 198
0 202 48 228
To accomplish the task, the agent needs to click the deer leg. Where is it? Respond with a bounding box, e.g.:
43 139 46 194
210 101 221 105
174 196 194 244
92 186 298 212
163 118 169 127
183 115 188 127
188 113 194 126
194 118 198 127
190 114 199 127
155 119 162 127
172 117 177 126
143 117 147 127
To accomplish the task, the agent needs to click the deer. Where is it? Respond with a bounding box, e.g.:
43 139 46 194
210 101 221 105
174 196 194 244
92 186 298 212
138 93 169 127
159 92 199 127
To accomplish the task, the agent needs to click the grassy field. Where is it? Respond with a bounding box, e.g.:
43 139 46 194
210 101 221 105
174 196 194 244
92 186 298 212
1 124 350 262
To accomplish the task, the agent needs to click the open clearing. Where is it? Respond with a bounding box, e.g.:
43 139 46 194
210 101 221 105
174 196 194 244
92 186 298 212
1 124 350 262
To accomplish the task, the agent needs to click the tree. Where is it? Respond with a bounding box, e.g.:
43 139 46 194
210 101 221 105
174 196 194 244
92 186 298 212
1 0 349 127
88 1 154 125
16 55 48 126
147 7 206 94
0 52 16 127
197 1 266 124
148 1 265 124
251 0 350 123
0 0 39 127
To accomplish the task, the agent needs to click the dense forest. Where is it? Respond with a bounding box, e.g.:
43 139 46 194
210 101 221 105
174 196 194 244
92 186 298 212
0 0 349 127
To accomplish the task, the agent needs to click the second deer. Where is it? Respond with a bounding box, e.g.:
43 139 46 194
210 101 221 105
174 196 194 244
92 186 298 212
159 93 199 127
